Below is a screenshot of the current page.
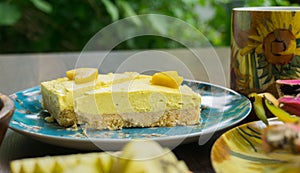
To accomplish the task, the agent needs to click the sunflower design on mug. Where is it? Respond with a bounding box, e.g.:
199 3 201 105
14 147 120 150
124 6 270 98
231 8 300 96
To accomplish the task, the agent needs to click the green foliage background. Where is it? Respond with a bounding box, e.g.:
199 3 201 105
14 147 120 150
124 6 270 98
0 0 298 53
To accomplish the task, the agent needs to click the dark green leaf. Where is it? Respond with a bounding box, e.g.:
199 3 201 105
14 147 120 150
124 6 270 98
102 0 119 21
0 3 21 26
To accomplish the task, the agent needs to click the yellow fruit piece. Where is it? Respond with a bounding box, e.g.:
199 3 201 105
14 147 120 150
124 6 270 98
66 70 75 80
10 153 113 173
151 71 183 89
258 92 279 107
66 68 98 84
264 99 300 123
248 93 268 126
10 140 190 173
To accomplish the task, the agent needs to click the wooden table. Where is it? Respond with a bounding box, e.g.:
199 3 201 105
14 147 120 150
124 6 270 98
0 48 235 173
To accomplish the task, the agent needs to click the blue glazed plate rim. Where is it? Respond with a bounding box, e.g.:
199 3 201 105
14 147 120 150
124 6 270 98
9 80 252 150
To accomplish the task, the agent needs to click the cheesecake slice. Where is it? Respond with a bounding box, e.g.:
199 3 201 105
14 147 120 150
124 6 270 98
75 75 201 130
41 70 201 130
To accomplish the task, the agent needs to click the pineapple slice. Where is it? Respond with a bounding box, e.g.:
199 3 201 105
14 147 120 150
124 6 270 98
151 71 183 89
66 68 98 84
10 153 113 173
10 140 190 173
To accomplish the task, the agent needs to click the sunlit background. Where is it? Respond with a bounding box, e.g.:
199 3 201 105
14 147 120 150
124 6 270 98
0 0 299 53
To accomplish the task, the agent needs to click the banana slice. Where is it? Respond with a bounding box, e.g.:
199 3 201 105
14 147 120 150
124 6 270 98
66 68 98 84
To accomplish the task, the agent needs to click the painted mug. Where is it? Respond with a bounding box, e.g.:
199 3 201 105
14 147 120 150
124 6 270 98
231 7 300 96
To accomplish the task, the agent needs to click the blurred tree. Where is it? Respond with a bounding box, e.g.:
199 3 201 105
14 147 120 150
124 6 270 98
0 0 111 53
0 0 298 53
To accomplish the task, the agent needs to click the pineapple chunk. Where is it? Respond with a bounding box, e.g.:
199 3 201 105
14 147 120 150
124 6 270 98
66 68 98 84
10 153 113 173
151 71 183 89
16 159 36 173
34 157 55 173
10 140 190 173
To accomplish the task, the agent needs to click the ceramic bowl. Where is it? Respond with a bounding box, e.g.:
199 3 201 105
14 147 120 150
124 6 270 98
0 93 15 145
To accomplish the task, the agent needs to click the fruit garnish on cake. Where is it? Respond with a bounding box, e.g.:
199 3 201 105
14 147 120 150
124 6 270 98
10 140 192 173
66 68 98 84
151 71 183 89
41 69 201 130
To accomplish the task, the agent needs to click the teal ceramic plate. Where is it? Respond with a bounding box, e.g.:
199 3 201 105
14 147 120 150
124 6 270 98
9 81 251 151
211 118 300 173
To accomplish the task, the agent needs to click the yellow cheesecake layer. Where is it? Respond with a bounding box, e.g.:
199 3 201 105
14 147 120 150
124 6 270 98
74 76 201 129
41 72 139 127
75 76 200 114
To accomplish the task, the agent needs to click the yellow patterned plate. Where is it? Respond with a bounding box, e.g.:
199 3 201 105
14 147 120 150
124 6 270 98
211 119 300 173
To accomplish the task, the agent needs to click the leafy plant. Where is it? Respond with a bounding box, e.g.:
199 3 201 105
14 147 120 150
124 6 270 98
0 0 298 53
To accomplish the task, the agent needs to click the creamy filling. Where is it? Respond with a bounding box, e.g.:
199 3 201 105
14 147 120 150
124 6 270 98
74 78 201 115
